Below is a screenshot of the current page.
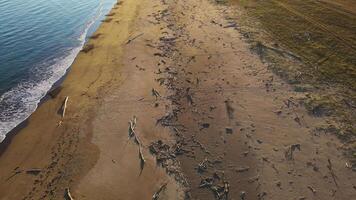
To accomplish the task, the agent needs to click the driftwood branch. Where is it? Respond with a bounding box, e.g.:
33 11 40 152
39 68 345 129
64 188 74 200
62 96 69 118
139 145 146 170
152 88 161 99
152 183 167 200
126 33 144 44
128 116 137 138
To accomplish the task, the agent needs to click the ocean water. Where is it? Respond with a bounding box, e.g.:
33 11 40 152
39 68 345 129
0 0 117 142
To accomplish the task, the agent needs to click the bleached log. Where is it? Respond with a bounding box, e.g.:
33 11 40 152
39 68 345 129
65 188 74 200
62 96 69 118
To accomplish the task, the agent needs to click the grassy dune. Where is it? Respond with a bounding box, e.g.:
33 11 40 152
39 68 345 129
231 0 356 159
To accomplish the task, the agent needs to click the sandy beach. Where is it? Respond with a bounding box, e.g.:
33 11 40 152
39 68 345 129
0 0 355 199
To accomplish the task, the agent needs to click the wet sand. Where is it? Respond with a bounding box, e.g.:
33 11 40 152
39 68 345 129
0 0 355 199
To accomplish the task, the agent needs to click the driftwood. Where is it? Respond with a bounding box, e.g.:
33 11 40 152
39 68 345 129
236 167 249 173
128 116 141 144
197 158 209 173
152 183 168 200
285 144 301 160
327 159 339 187
152 88 161 99
307 186 316 194
128 116 137 138
139 145 146 170
128 116 145 170
224 100 234 120
126 33 144 44
26 168 42 175
64 188 74 200
62 96 69 118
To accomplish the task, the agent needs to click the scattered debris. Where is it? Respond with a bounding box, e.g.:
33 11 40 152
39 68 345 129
149 140 187 185
152 183 168 200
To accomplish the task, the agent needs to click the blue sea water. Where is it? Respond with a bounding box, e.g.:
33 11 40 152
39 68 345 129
0 0 117 142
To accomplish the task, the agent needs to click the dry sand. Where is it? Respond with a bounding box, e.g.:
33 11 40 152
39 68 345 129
0 0 355 199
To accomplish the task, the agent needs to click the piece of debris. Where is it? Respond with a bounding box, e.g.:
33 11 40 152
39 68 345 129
285 143 301 160
26 168 42 175
307 186 316 194
224 100 235 120
187 94 194 105
102 18 112 23
223 181 230 197
139 146 146 170
48 87 62 98
128 116 137 138
224 22 238 29
200 123 210 130
6 169 22 181
126 33 144 44
152 88 161 99
89 33 102 39
236 167 249 173
240 191 246 200
81 44 94 53
152 183 168 200
258 191 267 199
225 127 233 134
248 175 259 183
196 158 209 173
64 188 74 200
199 178 214 188
294 114 302 126
327 158 338 187
61 96 69 118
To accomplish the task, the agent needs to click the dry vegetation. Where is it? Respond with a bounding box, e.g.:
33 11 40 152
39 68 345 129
229 0 356 161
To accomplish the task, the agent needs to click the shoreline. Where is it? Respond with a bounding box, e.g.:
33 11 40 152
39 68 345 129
0 0 117 145
0 0 355 199
0 1 131 198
